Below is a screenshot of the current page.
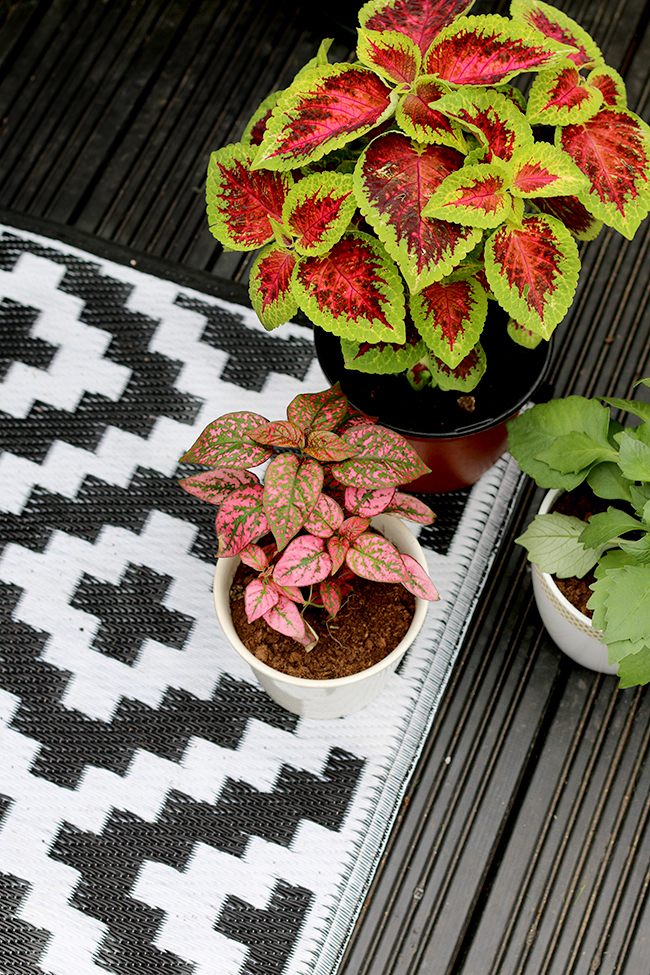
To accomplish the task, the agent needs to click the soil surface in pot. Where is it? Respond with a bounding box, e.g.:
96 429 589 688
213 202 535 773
230 563 416 680
551 485 616 617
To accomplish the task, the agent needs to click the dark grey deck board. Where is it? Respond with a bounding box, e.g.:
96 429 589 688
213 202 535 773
1 1 650 973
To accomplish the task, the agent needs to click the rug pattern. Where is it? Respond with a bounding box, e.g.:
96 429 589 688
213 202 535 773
0 227 521 975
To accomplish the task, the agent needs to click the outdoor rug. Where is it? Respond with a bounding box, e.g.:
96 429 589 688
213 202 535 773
0 224 524 975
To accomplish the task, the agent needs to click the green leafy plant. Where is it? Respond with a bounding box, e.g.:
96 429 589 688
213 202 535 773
506 380 650 687
179 384 439 649
206 0 650 393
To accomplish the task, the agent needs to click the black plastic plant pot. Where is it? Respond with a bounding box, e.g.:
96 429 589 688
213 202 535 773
314 310 553 494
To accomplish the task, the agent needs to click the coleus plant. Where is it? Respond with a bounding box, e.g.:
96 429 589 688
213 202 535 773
206 0 650 394
507 380 650 688
179 384 439 650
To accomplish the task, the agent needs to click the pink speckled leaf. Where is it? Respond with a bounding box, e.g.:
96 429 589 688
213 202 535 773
355 133 481 292
216 485 269 557
346 532 405 583
249 245 298 329
178 467 260 505
286 384 349 432
344 486 396 517
318 578 343 616
557 107 650 238
327 535 350 574
400 553 439 600
264 595 317 648
306 430 358 462
424 15 566 86
303 493 345 537
339 516 372 542
334 424 430 486
527 62 602 125
206 143 292 249
244 577 279 622
292 231 406 344
273 534 333 586
386 491 436 524
356 28 421 85
263 454 324 549
359 0 476 56
410 276 488 368
284 173 357 256
396 76 467 151
239 543 270 572
510 0 603 69
252 420 305 450
255 63 394 171
485 212 580 337
180 413 271 468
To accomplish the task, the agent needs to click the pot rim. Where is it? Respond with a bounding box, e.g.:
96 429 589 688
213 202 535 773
535 488 601 633
213 514 430 688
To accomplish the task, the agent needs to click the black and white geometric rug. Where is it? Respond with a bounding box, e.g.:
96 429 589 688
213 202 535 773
0 225 524 975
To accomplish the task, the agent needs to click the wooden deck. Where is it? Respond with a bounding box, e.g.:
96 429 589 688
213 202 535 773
1 1 650 972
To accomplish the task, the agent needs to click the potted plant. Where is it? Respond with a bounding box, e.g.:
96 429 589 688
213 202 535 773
179 383 439 717
205 0 650 490
506 380 650 688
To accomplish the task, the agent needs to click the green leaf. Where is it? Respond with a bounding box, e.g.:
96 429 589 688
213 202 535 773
578 507 644 548
484 212 580 339
507 396 612 487
630 484 650 520
619 534 650 566
592 548 639 581
618 430 650 482
597 564 650 644
536 431 618 473
587 462 633 502
616 645 650 688
516 512 604 577
599 395 650 425
292 231 406 343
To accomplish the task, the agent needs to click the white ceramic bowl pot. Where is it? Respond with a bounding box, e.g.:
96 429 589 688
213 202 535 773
530 489 618 675
213 514 431 718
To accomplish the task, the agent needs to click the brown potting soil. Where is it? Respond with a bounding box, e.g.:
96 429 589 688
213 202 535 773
550 484 613 618
229 562 416 680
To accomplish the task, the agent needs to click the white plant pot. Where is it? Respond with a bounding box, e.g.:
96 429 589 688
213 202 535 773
213 514 431 718
530 489 618 675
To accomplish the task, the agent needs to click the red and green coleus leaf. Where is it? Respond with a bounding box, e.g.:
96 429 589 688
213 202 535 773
254 63 395 171
286 383 349 433
428 341 487 391
509 143 588 198
424 14 567 86
356 28 421 85
252 419 305 450
181 412 272 467
273 534 333 586
530 194 602 240
527 62 603 125
303 492 345 537
410 275 488 368
334 424 430 486
507 317 544 348
344 485 396 517
249 245 298 330
557 108 650 239
432 89 533 162
241 91 284 147
355 134 481 292
406 355 434 390
206 144 293 250
359 0 476 57
346 531 406 583
423 160 515 229
178 467 260 505
216 485 269 557
510 0 604 69
292 231 406 343
385 491 435 524
484 212 580 338
284 173 356 255
400 553 439 600
263 453 323 549
395 76 468 152
587 66 626 109
341 333 426 375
